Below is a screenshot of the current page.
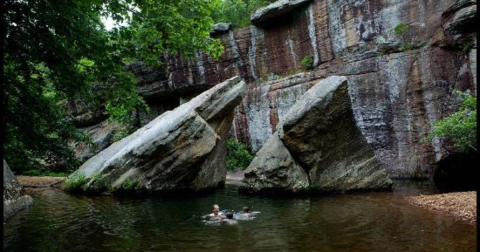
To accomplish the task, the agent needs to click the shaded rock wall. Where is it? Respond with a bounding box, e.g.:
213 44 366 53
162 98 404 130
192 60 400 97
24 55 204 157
72 0 476 179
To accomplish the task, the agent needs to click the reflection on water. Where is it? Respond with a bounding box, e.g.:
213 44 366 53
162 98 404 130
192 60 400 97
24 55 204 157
3 180 476 252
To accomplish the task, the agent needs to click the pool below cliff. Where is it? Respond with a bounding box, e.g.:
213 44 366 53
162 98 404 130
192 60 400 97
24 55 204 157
3 180 476 252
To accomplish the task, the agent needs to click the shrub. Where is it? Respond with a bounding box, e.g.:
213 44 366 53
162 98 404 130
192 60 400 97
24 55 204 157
63 174 88 192
122 178 139 190
89 173 108 193
23 170 43 176
226 139 254 171
393 23 408 36
301 55 314 70
427 91 477 152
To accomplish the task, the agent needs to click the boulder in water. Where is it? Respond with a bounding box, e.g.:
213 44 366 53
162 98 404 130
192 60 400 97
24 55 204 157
240 76 393 194
67 76 247 195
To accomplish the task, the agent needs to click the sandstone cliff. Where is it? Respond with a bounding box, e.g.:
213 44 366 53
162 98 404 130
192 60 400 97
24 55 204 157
72 0 476 179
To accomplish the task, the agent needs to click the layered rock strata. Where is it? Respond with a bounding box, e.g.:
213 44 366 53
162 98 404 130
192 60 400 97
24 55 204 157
3 160 33 222
71 0 476 180
67 77 246 194
240 76 392 194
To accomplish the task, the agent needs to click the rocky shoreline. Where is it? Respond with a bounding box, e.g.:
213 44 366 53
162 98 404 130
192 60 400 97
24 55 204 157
406 191 477 225
16 175 66 188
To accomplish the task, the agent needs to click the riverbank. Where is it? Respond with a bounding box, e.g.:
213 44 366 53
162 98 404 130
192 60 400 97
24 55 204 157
16 176 66 188
406 191 476 225
225 171 245 186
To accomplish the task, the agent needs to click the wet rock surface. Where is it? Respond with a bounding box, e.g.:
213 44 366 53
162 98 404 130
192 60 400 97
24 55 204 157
68 77 246 194
3 160 33 222
240 76 392 194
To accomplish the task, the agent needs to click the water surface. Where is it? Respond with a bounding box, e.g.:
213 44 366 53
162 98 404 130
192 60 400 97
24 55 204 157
4 180 476 252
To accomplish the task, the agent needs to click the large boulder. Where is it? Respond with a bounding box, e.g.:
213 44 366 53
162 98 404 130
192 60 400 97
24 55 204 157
67 76 247 194
3 160 33 222
250 0 313 24
240 76 393 194
212 23 232 34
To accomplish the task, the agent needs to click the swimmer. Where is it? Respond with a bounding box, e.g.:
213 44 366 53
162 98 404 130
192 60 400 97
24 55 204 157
208 204 224 218
223 212 237 224
242 206 251 217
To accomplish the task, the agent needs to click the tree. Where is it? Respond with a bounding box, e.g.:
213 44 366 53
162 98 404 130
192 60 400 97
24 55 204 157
210 0 277 28
3 0 223 173
428 91 477 152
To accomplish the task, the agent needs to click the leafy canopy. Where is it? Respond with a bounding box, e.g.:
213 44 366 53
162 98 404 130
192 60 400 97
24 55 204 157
4 0 224 173
428 91 477 152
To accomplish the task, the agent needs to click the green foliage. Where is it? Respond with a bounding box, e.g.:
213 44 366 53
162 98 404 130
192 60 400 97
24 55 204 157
110 178 142 194
63 174 89 192
393 23 408 36
301 55 314 70
122 178 139 191
23 170 70 177
89 173 108 193
427 91 477 152
400 42 416 51
226 139 254 171
210 0 277 27
4 0 224 174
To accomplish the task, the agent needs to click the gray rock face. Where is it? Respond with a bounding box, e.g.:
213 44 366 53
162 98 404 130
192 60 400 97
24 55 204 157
250 0 313 24
443 1 476 36
68 76 246 194
72 120 120 163
240 76 392 194
241 132 309 194
3 160 33 222
212 23 232 34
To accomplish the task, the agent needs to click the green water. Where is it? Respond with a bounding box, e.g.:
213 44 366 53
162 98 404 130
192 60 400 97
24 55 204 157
3 180 476 252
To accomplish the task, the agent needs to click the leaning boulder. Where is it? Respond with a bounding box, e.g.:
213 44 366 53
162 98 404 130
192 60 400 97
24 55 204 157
250 0 313 24
67 76 247 194
240 76 392 194
3 160 33 222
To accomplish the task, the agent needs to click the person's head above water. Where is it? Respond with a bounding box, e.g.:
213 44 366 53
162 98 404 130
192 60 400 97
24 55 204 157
226 212 234 219
213 204 220 216
243 206 249 213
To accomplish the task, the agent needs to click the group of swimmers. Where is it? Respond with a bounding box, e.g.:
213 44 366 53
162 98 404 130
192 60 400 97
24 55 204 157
204 204 258 224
